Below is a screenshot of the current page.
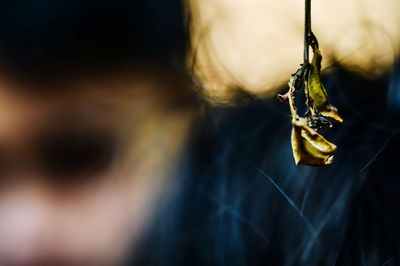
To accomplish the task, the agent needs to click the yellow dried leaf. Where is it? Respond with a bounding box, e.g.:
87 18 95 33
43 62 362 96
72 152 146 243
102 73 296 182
305 49 343 123
291 119 337 166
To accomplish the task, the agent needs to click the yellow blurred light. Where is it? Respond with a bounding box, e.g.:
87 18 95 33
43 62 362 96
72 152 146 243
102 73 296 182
188 0 400 101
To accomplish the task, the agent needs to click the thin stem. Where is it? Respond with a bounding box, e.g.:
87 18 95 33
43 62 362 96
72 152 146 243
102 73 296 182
304 0 311 64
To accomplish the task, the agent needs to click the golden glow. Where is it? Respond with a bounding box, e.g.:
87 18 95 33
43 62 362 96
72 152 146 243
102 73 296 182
189 0 400 101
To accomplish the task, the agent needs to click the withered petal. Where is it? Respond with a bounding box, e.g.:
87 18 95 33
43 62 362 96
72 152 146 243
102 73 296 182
320 104 344 123
306 49 343 123
291 120 337 166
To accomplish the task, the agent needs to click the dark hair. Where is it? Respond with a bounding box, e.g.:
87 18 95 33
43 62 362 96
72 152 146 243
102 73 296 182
0 0 187 81
133 63 400 266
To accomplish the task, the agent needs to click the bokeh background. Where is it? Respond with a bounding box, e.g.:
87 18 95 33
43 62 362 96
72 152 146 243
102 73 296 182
189 0 400 101
134 1 400 266
0 1 399 265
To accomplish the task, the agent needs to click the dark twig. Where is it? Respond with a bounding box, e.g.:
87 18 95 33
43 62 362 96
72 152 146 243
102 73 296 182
304 0 311 64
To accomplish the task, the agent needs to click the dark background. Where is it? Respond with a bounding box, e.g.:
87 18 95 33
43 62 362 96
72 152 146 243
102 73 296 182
137 64 400 266
1 1 400 265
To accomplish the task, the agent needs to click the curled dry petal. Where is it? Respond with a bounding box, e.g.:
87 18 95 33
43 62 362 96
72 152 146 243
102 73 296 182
305 49 343 123
319 104 343 123
291 119 337 166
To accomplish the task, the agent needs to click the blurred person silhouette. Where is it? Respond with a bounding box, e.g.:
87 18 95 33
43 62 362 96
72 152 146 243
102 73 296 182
0 1 199 265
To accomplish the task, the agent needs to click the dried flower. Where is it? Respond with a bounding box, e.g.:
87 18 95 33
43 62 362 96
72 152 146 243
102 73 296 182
277 0 343 166
291 119 337 166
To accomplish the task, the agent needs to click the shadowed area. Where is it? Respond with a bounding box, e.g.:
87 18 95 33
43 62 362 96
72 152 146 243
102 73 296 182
134 64 400 266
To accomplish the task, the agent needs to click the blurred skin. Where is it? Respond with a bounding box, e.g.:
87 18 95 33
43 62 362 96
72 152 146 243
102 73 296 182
0 70 194 266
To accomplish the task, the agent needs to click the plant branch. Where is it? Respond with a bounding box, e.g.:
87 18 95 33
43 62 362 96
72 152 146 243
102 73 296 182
304 0 311 64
